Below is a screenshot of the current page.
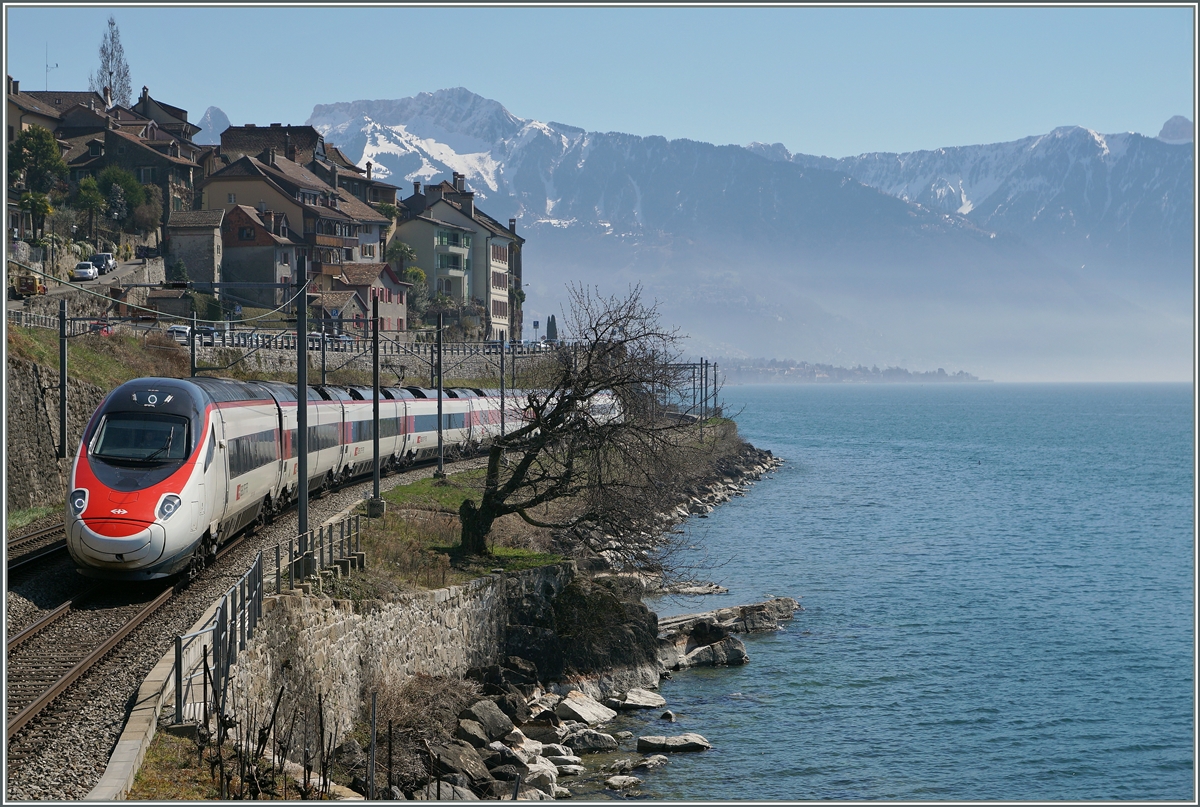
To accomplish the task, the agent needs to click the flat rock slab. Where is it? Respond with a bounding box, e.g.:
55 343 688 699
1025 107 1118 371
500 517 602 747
563 727 619 753
605 775 643 790
636 733 712 752
609 688 667 710
414 782 478 800
555 690 618 725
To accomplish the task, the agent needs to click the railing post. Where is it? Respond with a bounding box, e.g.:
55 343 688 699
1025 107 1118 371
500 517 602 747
239 577 247 651
275 543 281 595
175 635 184 723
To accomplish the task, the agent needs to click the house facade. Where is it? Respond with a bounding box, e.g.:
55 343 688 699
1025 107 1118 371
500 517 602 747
219 204 301 307
332 263 410 335
392 174 523 342
165 208 224 288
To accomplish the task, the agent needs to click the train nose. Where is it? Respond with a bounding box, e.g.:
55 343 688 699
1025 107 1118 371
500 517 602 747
70 519 166 567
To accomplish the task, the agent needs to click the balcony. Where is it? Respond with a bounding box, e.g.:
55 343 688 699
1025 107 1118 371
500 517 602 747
312 261 343 276
306 232 357 248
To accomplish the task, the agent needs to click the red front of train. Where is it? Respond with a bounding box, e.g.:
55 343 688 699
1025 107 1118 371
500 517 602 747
66 378 212 580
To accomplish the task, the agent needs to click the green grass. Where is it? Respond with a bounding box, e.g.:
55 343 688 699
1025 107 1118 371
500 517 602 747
381 468 486 513
7 326 190 388
6 505 61 536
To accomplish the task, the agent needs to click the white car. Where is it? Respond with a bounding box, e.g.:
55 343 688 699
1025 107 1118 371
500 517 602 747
71 261 99 282
166 324 191 344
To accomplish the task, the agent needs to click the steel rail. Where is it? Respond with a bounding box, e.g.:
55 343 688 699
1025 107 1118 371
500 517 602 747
5 587 101 652
6 586 175 741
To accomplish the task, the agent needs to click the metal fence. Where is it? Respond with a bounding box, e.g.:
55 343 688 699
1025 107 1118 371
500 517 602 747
169 514 363 725
5 309 554 359
173 552 265 724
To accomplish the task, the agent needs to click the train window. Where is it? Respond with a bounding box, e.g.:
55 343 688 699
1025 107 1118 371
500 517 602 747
92 413 190 463
204 427 216 471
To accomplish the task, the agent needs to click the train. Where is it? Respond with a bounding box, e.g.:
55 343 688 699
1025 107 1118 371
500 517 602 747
65 376 525 581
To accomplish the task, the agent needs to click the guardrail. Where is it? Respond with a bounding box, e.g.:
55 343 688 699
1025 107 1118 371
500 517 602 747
169 513 362 724
173 552 265 724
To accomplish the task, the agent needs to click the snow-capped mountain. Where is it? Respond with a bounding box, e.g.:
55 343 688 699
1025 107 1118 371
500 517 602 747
194 106 231 146
306 90 1193 380
752 122 1194 267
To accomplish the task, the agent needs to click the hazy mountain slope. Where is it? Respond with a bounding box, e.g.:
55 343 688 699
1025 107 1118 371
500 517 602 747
194 106 230 146
306 90 1193 380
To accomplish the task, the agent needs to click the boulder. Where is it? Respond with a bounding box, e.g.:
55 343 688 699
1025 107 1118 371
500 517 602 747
488 764 524 781
554 690 617 725
485 741 530 770
455 719 490 748
636 733 712 752
613 688 667 710
520 720 570 744
458 699 514 741
428 741 493 784
615 731 634 742
556 764 586 777
546 754 582 767
522 756 559 792
413 781 478 800
552 785 572 799
661 711 676 722
494 692 534 724
562 727 618 753
636 754 669 769
603 758 636 774
540 743 572 757
605 775 642 791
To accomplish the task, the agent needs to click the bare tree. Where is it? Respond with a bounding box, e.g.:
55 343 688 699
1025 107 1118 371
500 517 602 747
458 285 706 569
88 15 132 107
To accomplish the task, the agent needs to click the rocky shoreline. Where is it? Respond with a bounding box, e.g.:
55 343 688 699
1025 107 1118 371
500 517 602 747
335 441 795 800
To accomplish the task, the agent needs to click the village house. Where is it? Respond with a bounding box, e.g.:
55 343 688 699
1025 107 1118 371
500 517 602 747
331 262 410 335
218 204 302 308
164 208 224 289
308 289 366 337
392 174 524 342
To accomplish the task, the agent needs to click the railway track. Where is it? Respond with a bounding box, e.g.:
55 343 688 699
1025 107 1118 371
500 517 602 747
5 453 473 753
4 533 250 746
6 522 68 573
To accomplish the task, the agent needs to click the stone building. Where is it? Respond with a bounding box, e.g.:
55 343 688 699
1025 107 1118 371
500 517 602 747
219 204 302 308
165 208 224 289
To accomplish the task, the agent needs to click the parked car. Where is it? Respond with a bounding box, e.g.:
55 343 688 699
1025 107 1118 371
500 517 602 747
87 320 114 336
195 326 217 346
71 262 99 282
166 324 191 344
307 331 332 349
89 253 116 274
333 333 356 345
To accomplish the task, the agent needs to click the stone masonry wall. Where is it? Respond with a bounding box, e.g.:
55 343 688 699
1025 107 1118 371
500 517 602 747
227 563 576 739
5 357 110 511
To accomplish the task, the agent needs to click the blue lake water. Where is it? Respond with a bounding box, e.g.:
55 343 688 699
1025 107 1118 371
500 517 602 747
628 383 1194 801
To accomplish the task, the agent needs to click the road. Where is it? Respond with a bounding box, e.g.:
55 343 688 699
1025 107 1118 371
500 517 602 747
6 259 148 313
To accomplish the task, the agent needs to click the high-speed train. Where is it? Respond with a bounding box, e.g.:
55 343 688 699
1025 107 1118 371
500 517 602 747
65 376 520 581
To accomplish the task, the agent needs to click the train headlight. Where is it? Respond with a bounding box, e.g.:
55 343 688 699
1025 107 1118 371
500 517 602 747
69 489 88 516
157 494 182 521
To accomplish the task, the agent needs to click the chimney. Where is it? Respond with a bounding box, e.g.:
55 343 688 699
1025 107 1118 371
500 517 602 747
263 210 275 232
454 173 465 192
141 85 149 103
270 122 282 128
9 78 17 94
285 130 296 162
104 85 112 110
413 181 421 195
509 218 516 233
258 200 267 214
366 161 372 180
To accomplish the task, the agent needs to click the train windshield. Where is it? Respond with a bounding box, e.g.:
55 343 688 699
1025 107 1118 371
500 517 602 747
91 413 191 463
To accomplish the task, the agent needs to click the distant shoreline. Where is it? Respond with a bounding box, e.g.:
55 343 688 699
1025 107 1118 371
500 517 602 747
716 362 987 384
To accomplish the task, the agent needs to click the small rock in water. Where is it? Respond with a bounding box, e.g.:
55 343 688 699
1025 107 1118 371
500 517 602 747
661 710 676 722
615 730 634 741
636 754 669 770
604 775 642 791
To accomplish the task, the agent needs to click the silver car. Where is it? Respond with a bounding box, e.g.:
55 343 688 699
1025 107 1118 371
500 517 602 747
72 261 99 282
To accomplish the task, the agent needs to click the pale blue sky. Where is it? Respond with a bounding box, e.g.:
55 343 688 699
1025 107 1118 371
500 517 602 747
5 5 1195 157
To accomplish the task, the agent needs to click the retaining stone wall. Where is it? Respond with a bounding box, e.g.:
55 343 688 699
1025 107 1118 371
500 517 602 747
227 563 576 739
5 357 109 511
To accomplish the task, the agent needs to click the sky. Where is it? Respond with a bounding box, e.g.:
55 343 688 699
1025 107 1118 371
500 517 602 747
4 4 1195 158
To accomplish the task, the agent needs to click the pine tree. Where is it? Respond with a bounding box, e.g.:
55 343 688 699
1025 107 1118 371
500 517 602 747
88 16 132 107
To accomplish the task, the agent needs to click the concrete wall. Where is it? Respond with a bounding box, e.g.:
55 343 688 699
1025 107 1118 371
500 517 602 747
5 357 109 511
228 564 576 740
